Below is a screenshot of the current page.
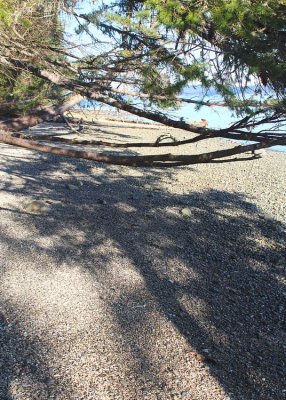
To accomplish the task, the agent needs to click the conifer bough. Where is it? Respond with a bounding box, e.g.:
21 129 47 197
0 0 285 167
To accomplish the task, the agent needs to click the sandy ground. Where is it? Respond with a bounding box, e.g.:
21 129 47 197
0 119 285 400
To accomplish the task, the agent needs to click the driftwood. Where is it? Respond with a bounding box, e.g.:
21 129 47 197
1 129 284 168
0 67 285 168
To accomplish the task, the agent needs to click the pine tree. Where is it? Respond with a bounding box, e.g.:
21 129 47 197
0 0 285 167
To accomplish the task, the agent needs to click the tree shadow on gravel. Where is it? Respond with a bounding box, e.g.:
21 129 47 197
0 146 285 400
0 307 62 400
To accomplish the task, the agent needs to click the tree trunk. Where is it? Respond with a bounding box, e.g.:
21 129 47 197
0 94 83 132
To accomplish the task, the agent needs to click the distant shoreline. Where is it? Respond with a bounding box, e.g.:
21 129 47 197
70 108 286 154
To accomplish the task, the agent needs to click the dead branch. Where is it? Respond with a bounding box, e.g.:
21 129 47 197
1 130 285 168
0 94 83 132
62 115 84 134
103 89 275 108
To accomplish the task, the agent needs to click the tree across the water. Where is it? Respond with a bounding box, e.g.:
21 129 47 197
0 0 285 167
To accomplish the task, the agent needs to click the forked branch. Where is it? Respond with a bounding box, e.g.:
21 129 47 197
0 131 285 168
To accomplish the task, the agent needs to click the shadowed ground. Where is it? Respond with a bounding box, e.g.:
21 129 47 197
0 121 285 400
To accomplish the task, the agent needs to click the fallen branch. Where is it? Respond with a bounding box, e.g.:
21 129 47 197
62 115 84 134
0 94 83 132
12 129 283 148
1 130 285 168
7 61 284 144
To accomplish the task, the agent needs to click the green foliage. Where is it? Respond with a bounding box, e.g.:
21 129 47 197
1 0 285 119
145 0 286 93
0 68 63 115
147 0 201 30
0 0 65 114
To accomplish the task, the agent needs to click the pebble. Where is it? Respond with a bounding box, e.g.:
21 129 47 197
180 208 192 218
1 120 285 400
23 200 49 214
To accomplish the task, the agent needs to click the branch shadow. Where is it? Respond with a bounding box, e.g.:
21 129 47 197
0 305 62 400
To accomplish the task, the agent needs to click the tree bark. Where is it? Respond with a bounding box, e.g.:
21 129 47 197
0 130 284 168
1 62 285 168
0 94 83 132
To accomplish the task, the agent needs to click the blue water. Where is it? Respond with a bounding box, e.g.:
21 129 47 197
79 87 286 153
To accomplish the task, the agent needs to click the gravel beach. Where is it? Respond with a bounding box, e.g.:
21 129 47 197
0 118 285 400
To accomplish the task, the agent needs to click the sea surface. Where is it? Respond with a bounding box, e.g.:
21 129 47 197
79 86 286 152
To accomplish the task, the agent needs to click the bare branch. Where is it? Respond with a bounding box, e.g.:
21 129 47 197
0 94 83 132
1 131 285 168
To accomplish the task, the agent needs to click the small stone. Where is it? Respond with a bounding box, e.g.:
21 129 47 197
66 184 79 190
97 199 106 205
181 207 192 218
144 184 152 190
24 200 48 214
276 257 285 266
190 351 206 362
132 304 146 309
